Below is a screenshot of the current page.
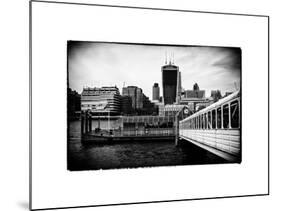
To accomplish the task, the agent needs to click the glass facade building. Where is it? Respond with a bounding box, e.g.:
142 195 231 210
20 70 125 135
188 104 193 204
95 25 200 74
162 63 179 105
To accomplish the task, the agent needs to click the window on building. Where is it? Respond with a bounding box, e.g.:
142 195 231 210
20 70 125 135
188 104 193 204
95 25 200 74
230 100 239 128
217 107 222 129
223 104 229 129
212 109 216 129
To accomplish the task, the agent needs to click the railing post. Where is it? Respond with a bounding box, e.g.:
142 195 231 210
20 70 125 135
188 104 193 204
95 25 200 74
210 111 212 129
215 109 218 129
221 105 224 129
228 102 232 129
238 99 241 128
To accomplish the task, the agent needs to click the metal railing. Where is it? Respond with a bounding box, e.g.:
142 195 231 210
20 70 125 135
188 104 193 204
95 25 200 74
120 128 175 137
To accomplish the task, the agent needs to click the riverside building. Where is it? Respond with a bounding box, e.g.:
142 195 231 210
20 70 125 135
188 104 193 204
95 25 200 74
81 86 121 115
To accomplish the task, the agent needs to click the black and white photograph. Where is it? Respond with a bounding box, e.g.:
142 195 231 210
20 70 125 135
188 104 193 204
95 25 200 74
25 1 270 210
67 41 241 171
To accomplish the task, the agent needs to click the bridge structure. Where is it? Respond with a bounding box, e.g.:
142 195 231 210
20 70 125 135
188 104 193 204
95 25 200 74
177 91 241 162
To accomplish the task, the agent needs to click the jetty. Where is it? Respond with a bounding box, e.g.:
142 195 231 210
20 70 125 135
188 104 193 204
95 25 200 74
80 111 176 144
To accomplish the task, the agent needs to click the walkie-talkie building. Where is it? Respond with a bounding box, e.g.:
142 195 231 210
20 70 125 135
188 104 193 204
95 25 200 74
162 61 179 105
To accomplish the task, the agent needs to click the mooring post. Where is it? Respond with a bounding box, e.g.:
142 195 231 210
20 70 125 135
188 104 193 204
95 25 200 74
121 117 124 135
86 111 90 133
175 114 179 146
89 113 92 132
81 112 84 136
98 114 100 129
85 112 88 133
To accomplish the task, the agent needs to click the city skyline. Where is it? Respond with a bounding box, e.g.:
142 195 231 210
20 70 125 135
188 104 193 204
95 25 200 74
68 41 241 99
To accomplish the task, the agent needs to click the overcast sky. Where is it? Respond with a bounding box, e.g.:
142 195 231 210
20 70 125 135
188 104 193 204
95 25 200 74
68 41 241 99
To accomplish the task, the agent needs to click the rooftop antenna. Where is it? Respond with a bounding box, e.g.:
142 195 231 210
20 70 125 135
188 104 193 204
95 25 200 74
123 81 125 88
169 52 172 65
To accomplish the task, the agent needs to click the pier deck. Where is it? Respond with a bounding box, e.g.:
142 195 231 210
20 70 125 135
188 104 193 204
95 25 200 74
82 129 175 144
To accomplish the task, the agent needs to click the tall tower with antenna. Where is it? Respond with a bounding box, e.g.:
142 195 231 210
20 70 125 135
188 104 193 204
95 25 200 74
162 52 180 105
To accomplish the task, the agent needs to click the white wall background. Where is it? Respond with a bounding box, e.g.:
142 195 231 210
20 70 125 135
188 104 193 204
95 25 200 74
0 0 279 211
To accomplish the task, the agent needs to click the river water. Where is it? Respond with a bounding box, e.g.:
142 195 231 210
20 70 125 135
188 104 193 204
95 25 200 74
68 120 228 171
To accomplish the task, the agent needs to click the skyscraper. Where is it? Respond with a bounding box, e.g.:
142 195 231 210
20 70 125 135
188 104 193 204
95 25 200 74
152 83 160 101
122 86 155 115
136 88 143 109
122 86 143 110
162 60 179 105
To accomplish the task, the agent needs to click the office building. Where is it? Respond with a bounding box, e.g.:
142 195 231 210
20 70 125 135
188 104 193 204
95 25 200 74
183 83 205 98
179 83 210 112
141 94 158 115
81 86 121 115
120 96 133 115
122 86 157 115
162 60 180 105
152 83 160 101
136 87 143 109
122 86 143 110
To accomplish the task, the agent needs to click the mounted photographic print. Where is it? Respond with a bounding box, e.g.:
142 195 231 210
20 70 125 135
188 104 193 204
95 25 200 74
67 41 241 171
30 1 269 210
